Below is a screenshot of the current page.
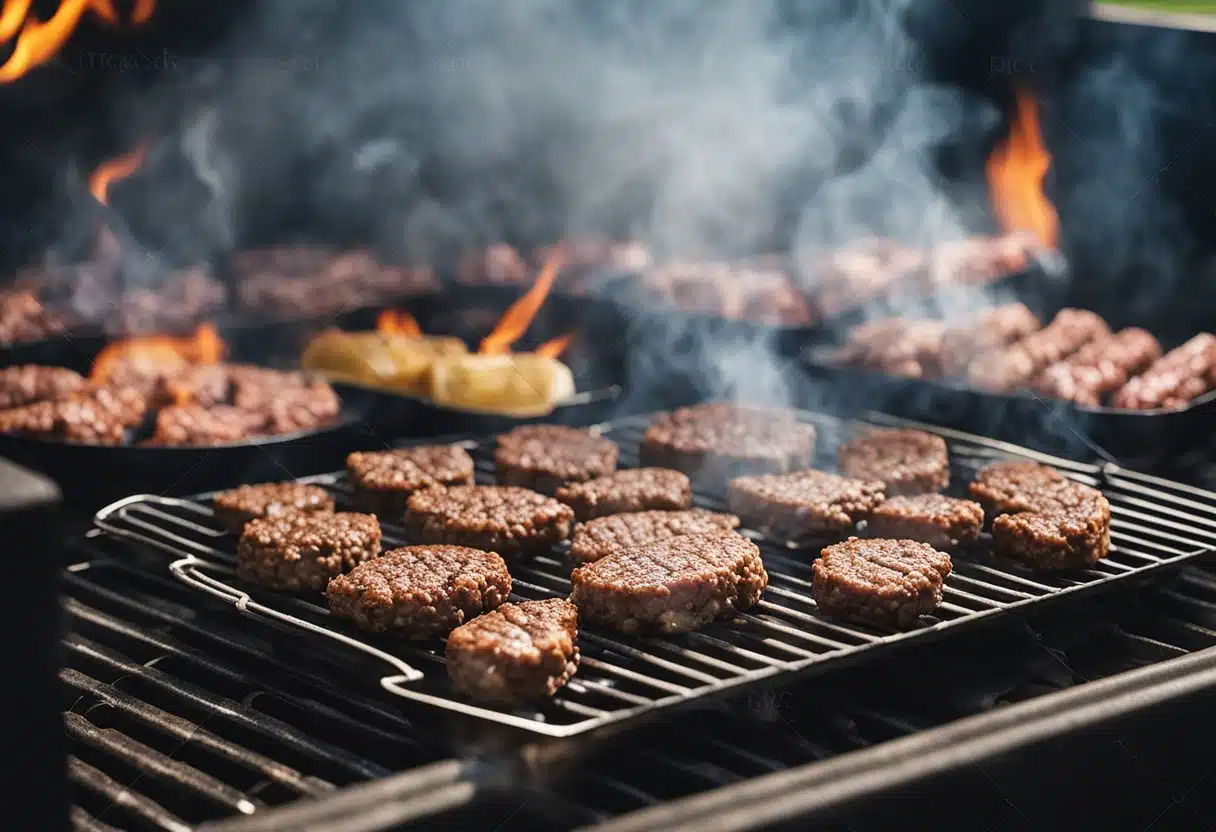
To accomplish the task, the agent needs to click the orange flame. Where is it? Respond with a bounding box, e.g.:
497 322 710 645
987 89 1059 250
88 141 148 206
132 0 154 24
376 308 422 339
534 332 573 360
0 0 32 41
90 323 226 383
479 248 565 355
0 0 121 83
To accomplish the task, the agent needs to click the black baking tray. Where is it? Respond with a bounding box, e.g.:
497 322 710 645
802 346 1216 471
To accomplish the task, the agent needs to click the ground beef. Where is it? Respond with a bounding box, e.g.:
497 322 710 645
259 380 342 435
145 404 266 446
154 363 232 407
327 545 512 638
236 512 382 592
404 485 575 559
0 289 70 345
0 365 88 409
966 309 1110 393
568 508 742 563
939 303 1042 376
0 385 147 445
212 482 335 534
727 469 886 543
836 429 949 495
346 445 476 516
969 461 1111 570
812 537 953 627
1035 327 1162 407
445 598 579 705
1111 333 1216 410
865 494 984 550
639 404 816 484
569 533 767 634
555 468 692 521
836 318 946 379
494 425 620 495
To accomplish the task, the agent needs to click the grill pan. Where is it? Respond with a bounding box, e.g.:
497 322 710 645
92 409 1216 740
802 345 1216 471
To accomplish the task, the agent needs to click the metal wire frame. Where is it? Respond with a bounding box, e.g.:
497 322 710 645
93 410 1216 738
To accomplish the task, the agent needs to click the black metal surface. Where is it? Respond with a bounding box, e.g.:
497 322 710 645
93 409 1216 742
0 460 66 832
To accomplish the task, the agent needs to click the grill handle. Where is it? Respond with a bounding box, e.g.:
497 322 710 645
169 556 425 684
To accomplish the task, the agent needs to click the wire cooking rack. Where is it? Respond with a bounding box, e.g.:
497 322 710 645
93 410 1216 738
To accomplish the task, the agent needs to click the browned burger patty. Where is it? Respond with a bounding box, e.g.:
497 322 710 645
836 429 949 495
237 512 382 592
569 508 741 563
639 404 816 483
346 445 476 516
212 482 335 534
327 545 511 637
1034 327 1162 407
939 303 1041 377
0 365 88 409
570 533 767 634
865 494 984 550
494 425 619 495
727 469 886 542
555 467 692 521
967 309 1110 393
144 404 266 446
0 384 148 444
405 485 575 559
1111 333 1216 410
969 461 1111 569
812 537 953 627
445 598 579 705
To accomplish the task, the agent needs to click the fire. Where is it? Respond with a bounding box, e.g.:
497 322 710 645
986 89 1059 250
376 308 422 339
534 332 573 360
479 248 565 355
88 140 148 206
90 323 226 383
0 0 155 83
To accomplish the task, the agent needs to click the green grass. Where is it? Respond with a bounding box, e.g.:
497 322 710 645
1097 0 1216 11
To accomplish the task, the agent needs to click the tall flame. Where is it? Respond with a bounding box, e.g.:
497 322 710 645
0 0 156 83
479 248 565 355
376 308 422 339
88 140 148 205
987 89 1059 250
90 323 226 383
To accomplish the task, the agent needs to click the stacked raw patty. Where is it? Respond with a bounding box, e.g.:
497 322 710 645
205 405 1114 708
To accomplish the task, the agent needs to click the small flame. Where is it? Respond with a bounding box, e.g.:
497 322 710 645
986 89 1059 250
0 0 32 41
376 308 422 339
88 141 148 206
0 0 121 83
132 0 154 24
479 248 565 355
90 323 226 383
534 332 573 360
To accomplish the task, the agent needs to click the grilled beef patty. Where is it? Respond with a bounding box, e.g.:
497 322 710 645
569 532 767 634
865 494 983 550
639 404 816 484
812 537 953 627
212 482 335 534
445 598 579 706
327 545 511 637
969 461 1111 569
405 485 575 559
346 445 476 516
494 425 619 495
0 384 147 445
727 469 886 542
237 511 381 592
836 429 949 495
569 508 741 563
555 467 692 521
0 365 87 409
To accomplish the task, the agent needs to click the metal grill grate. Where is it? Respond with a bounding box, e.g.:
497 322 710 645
93 410 1216 738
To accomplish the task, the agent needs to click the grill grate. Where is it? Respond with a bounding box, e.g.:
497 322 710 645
92 410 1216 738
